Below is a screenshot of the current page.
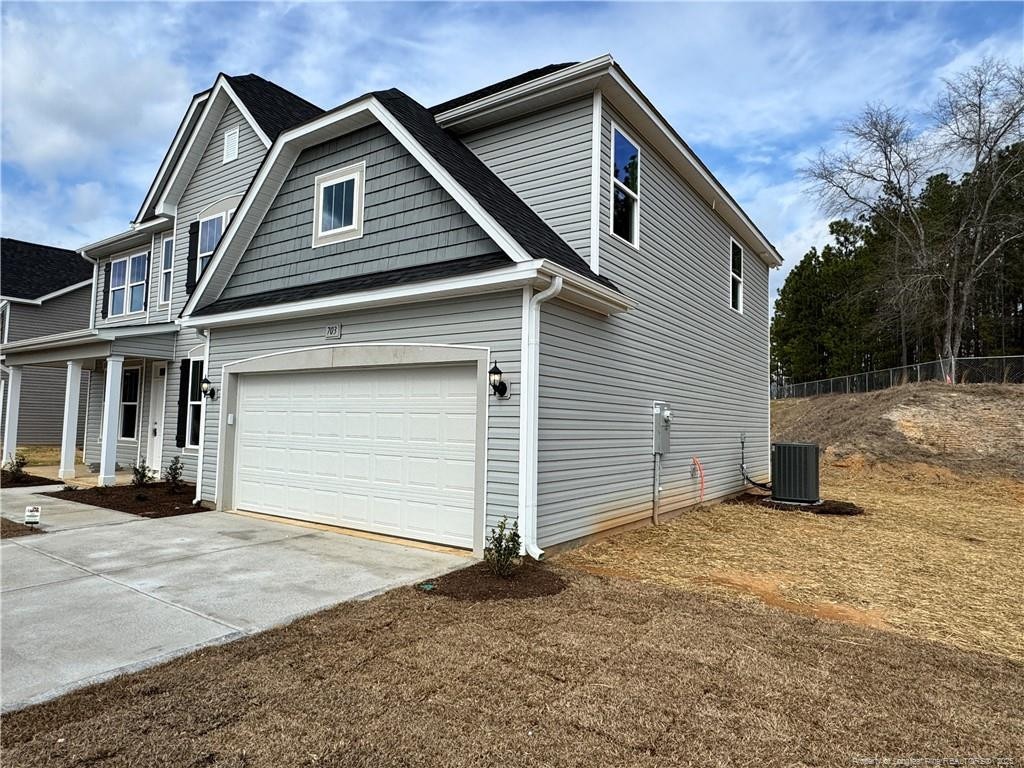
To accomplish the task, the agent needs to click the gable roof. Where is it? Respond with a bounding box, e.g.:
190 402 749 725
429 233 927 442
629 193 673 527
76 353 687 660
226 74 324 141
430 63 578 115
1 238 93 301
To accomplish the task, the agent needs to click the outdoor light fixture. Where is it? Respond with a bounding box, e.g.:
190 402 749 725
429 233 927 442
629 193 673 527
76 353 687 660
488 362 509 399
200 377 217 401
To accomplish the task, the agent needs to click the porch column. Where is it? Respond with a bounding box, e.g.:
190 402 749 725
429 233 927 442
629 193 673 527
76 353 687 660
98 355 123 486
58 360 83 480
2 365 22 462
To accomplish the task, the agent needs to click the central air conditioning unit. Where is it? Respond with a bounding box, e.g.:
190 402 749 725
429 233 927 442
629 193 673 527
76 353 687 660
771 443 821 504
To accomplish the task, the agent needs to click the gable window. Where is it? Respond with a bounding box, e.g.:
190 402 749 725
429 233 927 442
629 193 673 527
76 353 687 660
119 367 141 440
160 236 174 305
198 212 226 277
312 162 365 248
109 252 148 316
730 239 744 313
610 125 640 247
187 359 204 448
223 126 239 163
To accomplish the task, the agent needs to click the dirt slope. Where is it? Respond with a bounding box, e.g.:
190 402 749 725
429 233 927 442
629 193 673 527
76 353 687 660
771 383 1024 478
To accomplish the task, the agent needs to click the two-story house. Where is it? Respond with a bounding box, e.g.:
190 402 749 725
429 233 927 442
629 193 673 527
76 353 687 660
3 57 780 557
1 238 93 453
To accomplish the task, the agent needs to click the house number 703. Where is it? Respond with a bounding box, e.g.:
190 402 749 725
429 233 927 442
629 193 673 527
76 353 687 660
324 324 341 340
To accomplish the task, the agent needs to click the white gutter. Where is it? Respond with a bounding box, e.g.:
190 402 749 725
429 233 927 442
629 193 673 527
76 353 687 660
519 275 563 560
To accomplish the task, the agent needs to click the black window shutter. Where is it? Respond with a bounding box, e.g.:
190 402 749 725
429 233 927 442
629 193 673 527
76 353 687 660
175 359 190 448
185 221 200 296
101 262 111 319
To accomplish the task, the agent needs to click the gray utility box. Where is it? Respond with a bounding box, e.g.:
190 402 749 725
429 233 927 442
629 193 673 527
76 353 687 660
771 443 821 504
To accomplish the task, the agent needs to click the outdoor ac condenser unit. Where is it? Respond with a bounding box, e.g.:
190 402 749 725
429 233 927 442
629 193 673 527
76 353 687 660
771 443 821 504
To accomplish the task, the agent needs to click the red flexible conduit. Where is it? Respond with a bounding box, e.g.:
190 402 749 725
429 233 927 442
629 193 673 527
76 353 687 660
692 457 705 504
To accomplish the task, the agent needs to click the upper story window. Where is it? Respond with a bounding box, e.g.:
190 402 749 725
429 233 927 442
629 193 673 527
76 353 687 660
610 125 640 248
312 162 365 248
730 239 744 313
109 252 148 316
160 236 173 305
223 126 239 163
198 212 229 277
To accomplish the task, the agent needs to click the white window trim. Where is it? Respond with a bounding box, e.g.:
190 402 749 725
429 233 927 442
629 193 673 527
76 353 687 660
223 126 240 164
186 358 204 449
608 122 641 250
730 237 744 314
159 235 174 306
197 212 229 280
108 252 148 318
312 162 365 248
118 366 141 442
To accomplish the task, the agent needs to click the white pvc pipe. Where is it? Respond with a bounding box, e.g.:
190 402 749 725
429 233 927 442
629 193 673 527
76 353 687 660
522 276 563 560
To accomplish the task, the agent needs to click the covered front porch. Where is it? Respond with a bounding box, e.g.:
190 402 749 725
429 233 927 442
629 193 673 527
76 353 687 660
3 324 179 486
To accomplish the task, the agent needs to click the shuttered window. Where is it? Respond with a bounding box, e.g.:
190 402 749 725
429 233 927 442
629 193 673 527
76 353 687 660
108 253 148 316
119 367 141 440
187 359 204 448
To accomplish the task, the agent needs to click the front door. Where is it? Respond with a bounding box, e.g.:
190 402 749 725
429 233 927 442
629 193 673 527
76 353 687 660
147 361 167 471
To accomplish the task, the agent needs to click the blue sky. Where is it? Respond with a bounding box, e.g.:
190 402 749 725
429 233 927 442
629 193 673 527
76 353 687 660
2 2 1021 304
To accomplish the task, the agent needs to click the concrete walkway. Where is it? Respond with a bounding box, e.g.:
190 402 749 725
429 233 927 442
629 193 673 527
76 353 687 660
0 485 468 712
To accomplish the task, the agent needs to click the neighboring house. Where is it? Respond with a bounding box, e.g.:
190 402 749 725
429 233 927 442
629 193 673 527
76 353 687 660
3 57 781 556
1 238 93 453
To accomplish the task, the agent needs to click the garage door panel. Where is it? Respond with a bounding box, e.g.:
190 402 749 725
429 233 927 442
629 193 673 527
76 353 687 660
235 365 477 548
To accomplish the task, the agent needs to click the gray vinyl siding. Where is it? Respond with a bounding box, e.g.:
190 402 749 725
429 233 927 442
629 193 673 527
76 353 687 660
219 123 497 300
463 97 594 259
535 104 771 548
0 366 89 446
170 102 266 317
199 292 522 530
7 287 91 341
82 359 148 469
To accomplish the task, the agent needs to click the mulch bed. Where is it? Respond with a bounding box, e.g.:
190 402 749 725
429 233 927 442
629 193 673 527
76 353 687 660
417 559 566 601
1 471 61 488
1 517 43 538
729 491 864 515
44 483 204 519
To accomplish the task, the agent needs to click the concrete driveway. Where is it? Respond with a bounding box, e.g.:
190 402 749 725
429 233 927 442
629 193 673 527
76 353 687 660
0 485 467 712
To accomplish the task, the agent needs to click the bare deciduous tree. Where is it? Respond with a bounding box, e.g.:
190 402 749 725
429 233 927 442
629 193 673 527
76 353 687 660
804 57 1024 380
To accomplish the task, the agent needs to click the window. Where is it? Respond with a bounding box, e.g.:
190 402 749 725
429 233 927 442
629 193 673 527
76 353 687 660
312 163 365 247
187 359 204 448
119 367 141 440
160 236 173 305
223 126 239 163
610 126 640 247
109 253 148 316
198 213 226 278
730 239 744 313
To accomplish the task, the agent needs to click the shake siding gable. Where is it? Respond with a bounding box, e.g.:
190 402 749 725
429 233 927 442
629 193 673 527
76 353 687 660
462 98 594 260
218 122 499 301
534 103 771 548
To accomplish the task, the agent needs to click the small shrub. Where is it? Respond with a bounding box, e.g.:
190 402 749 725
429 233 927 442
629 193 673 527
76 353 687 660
3 453 29 481
130 462 156 489
62 484 78 492
484 517 521 578
164 456 184 493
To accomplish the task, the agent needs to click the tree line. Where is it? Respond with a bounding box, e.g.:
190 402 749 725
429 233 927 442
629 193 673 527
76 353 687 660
772 58 1024 384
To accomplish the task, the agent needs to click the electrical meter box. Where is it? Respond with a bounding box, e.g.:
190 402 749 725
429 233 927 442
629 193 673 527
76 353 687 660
652 401 672 455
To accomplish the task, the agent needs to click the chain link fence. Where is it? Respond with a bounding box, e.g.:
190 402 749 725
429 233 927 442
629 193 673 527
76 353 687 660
773 356 1024 399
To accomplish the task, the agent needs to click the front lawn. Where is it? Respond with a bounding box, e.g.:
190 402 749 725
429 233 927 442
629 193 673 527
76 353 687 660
1 469 61 488
2 567 1019 767
44 483 203 519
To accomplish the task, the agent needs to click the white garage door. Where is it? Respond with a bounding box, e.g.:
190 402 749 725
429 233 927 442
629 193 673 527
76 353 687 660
234 364 477 548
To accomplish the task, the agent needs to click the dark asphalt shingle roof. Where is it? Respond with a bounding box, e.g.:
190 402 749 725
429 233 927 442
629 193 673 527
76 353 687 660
430 63 578 114
1 238 93 301
226 74 325 141
374 88 616 291
193 253 511 316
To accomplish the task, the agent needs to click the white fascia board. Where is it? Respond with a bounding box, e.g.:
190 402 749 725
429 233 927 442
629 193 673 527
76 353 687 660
183 94 538 317
536 260 635 314
79 218 171 260
182 261 542 329
221 79 272 148
134 93 209 225
7 279 94 306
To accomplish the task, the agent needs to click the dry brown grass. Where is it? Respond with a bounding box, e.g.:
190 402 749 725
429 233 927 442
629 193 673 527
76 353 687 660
10 445 82 467
559 460 1024 662
3 570 1022 767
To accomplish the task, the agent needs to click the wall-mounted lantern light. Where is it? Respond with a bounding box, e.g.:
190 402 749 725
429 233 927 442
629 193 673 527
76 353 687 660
488 362 509 399
200 377 217 401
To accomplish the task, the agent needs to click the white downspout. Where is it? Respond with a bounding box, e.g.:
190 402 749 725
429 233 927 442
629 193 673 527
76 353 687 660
520 275 563 560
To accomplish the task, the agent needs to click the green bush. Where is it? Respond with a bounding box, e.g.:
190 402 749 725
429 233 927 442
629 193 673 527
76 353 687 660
164 456 184 493
2 453 28 481
130 462 156 489
484 517 521 578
